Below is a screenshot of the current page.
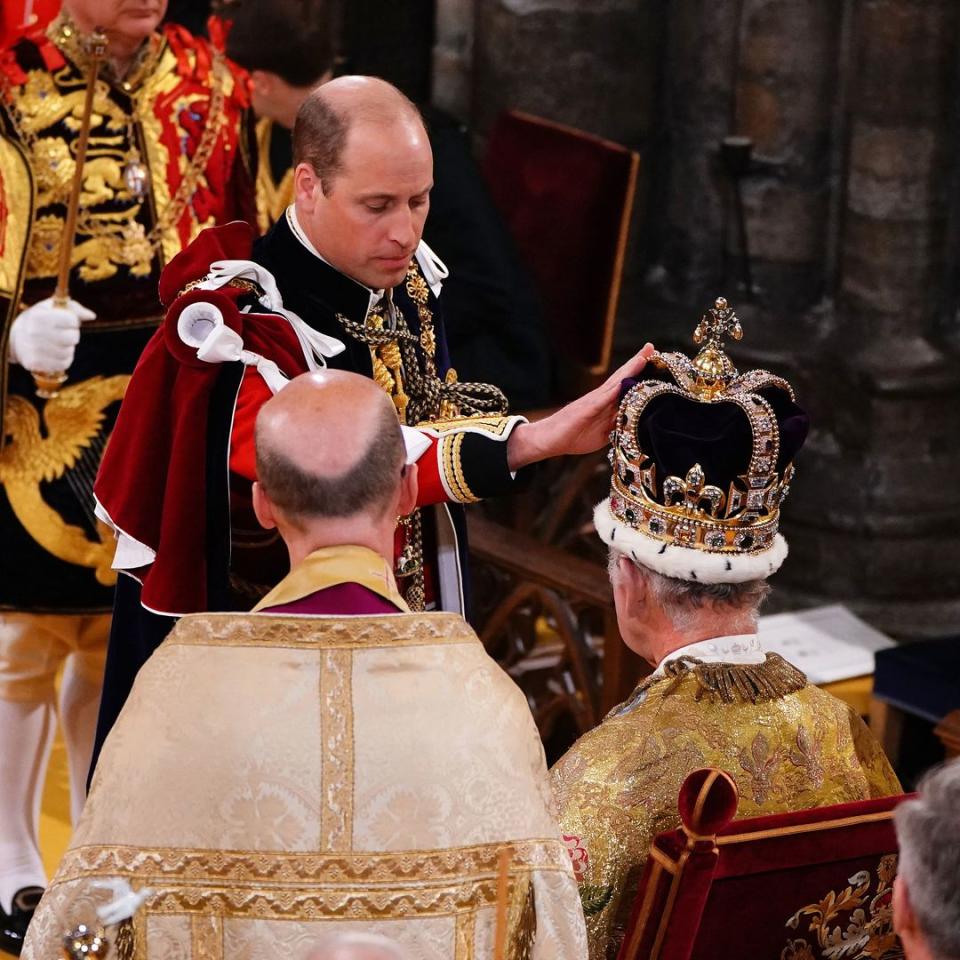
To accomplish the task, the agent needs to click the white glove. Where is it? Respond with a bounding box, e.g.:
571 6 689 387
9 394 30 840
7 297 95 373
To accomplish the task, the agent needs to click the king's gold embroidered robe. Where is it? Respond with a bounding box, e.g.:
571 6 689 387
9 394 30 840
24 611 588 960
551 654 901 960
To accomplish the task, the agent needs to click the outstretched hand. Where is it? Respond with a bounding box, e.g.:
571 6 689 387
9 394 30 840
507 342 657 471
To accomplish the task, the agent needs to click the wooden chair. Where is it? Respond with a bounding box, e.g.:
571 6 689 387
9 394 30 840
481 108 641 540
468 516 647 740
618 768 909 960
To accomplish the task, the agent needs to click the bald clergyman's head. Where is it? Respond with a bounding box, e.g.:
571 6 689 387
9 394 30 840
254 370 405 527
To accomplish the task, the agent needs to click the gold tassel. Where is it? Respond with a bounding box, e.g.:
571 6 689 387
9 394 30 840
661 653 807 704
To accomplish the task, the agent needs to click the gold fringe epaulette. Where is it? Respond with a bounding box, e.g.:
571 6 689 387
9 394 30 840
653 652 808 705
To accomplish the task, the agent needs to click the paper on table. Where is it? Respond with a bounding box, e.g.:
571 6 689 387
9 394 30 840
756 603 895 685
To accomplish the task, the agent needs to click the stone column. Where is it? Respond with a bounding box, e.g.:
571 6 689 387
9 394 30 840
652 0 844 315
734 0 845 313
779 0 960 636
652 0 742 305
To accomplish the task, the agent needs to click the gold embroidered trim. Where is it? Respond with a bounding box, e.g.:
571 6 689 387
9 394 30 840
165 611 478 651
506 878 536 960
418 415 519 438
455 909 475 960
442 433 480 505
782 854 899 960
51 841 572 921
0 375 130 579
178 277 262 300
0 136 35 446
320 648 354 853
254 117 294 234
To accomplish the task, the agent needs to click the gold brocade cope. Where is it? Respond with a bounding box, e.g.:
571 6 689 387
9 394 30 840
252 544 410 612
0 375 129 582
23 612 588 959
551 656 902 960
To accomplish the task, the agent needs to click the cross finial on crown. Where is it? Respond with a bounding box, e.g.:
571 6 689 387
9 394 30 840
693 297 743 352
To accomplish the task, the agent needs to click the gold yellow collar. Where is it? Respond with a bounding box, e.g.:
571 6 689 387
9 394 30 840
253 545 409 613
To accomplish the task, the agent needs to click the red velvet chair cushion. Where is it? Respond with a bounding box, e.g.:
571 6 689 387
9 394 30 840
481 110 638 377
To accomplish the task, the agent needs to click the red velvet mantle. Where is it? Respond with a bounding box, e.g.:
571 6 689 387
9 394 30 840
94 223 308 615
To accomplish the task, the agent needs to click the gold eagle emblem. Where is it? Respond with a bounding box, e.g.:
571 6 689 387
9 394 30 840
0 375 130 584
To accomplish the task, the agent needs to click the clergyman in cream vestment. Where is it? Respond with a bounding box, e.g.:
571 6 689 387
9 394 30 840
22 610 588 960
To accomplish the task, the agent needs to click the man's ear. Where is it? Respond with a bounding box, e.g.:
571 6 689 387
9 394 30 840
893 875 921 947
398 462 419 517
252 481 277 531
250 69 273 97
294 162 323 209
616 556 648 611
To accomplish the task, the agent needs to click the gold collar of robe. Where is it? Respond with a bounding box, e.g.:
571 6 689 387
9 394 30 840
252 544 409 613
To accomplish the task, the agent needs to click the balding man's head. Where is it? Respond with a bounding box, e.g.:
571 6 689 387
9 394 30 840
292 76 434 289
255 370 405 527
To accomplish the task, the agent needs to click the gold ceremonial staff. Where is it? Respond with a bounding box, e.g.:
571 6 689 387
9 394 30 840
33 26 108 400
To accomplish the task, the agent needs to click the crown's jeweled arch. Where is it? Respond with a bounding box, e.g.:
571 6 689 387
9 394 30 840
601 297 801 570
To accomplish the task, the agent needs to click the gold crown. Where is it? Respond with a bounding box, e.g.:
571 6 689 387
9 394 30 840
606 298 799 558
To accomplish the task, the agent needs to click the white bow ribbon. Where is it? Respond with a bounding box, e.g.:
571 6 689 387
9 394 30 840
177 301 289 393
197 259 346 371
414 239 449 297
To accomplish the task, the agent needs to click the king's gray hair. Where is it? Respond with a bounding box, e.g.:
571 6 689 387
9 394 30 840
894 760 960 960
608 548 770 632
